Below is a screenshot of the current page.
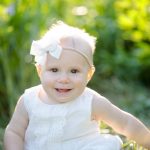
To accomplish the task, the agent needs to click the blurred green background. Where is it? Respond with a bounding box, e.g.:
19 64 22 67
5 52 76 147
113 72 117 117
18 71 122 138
0 0 150 149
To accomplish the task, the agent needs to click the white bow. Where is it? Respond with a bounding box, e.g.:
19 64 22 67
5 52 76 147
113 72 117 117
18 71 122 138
30 39 62 65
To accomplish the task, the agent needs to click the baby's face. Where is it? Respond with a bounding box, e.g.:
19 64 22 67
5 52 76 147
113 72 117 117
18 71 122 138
38 50 91 104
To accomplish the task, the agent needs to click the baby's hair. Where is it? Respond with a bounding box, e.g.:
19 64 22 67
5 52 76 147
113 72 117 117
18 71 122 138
30 21 97 66
43 21 97 54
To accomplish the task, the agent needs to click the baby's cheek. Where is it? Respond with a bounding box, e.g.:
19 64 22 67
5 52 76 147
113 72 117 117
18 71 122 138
73 76 82 81
74 76 87 85
41 74 53 85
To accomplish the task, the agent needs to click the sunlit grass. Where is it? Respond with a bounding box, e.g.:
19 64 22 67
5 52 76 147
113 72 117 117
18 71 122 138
122 140 147 150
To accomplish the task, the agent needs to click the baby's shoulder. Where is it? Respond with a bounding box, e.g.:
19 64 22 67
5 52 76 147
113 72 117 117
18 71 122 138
87 88 113 121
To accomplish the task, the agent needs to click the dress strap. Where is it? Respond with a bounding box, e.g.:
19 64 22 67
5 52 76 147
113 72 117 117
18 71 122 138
23 85 41 117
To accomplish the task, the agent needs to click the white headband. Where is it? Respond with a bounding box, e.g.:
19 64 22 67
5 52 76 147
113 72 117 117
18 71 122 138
30 37 93 67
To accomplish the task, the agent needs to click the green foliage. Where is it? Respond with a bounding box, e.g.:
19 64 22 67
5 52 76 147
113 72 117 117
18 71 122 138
0 0 150 149
0 128 4 150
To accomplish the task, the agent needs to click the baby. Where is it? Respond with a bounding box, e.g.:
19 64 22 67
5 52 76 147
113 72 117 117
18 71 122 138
4 21 150 150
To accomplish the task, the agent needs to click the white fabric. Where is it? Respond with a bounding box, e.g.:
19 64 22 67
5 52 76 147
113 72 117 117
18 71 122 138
23 85 122 150
30 39 62 65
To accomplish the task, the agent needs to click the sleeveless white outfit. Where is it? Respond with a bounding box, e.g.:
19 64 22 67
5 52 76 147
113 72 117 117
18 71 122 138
23 85 122 150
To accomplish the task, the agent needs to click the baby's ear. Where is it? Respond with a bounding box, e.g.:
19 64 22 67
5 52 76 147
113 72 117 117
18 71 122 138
87 66 95 82
35 64 42 78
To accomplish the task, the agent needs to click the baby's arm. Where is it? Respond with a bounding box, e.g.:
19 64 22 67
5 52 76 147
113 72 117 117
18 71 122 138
4 96 29 150
92 92 150 149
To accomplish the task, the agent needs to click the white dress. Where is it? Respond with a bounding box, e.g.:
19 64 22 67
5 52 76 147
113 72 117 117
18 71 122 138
23 85 122 150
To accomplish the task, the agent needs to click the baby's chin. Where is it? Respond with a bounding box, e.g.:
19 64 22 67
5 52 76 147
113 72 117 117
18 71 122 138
53 97 74 104
53 89 81 104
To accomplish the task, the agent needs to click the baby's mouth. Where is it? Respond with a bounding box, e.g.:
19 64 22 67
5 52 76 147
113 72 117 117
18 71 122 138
55 88 72 93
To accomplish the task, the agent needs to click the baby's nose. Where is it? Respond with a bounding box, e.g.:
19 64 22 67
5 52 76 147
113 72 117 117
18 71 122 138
57 73 69 83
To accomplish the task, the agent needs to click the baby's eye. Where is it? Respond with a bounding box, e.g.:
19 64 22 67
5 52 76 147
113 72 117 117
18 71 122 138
71 69 79 74
50 68 58 72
